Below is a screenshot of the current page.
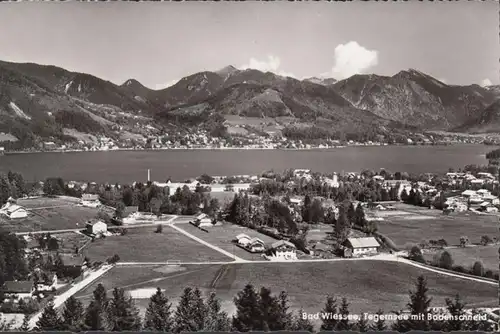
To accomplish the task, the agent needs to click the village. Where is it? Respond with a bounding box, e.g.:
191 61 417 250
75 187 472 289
0 167 499 329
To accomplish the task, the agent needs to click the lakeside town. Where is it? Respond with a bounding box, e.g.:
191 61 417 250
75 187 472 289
0 156 499 331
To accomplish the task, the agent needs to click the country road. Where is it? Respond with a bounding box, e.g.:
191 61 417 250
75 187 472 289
14 215 188 236
28 265 113 329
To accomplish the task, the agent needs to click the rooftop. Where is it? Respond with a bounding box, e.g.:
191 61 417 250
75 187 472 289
1 280 33 293
346 237 380 249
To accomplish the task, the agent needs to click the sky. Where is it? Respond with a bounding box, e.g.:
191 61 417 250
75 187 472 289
0 1 497 89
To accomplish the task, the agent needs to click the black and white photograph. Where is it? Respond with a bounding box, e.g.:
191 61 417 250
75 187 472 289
0 1 499 332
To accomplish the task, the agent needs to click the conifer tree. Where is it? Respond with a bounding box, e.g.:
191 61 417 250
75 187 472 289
354 315 369 332
292 309 314 332
444 294 467 331
105 287 141 331
83 283 108 330
232 284 262 332
36 302 62 331
204 291 231 331
320 296 338 331
393 275 432 331
275 291 293 330
173 287 203 333
369 309 387 330
144 288 173 332
336 297 352 330
258 287 280 331
466 309 492 331
192 287 208 330
61 296 84 331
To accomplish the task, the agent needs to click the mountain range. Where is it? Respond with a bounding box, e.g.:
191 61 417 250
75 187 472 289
0 59 498 149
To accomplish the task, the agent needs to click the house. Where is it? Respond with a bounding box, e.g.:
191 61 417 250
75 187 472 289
1 281 35 301
0 198 28 219
269 240 297 260
194 213 213 227
343 237 380 258
289 197 303 206
482 194 500 205
81 194 101 208
479 202 498 213
247 237 266 253
235 234 251 246
86 220 107 235
35 273 58 292
372 175 385 182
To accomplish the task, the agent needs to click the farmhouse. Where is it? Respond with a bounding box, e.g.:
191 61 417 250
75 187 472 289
86 220 107 235
479 202 498 213
0 198 28 219
235 233 251 246
343 237 380 258
247 237 266 253
35 273 58 292
269 240 297 260
1 281 35 302
81 194 101 208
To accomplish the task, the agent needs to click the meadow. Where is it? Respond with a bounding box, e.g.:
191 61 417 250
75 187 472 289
424 245 499 274
75 260 497 319
82 226 232 263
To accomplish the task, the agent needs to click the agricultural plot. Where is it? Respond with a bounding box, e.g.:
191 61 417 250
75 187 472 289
55 232 91 254
75 260 497 321
83 226 232 263
177 223 278 260
424 245 499 274
376 212 498 248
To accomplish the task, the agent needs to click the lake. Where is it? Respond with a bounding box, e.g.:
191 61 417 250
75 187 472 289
0 145 494 184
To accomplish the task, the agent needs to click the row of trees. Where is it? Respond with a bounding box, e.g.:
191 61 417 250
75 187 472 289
21 275 494 332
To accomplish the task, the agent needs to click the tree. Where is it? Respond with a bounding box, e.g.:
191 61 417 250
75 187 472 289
466 309 492 331
320 296 338 331
336 297 352 330
292 309 314 332
354 315 369 332
83 301 105 331
232 284 262 332
459 236 470 247
61 296 84 331
275 291 293 330
354 203 367 228
155 224 163 233
444 294 467 331
408 245 425 263
480 235 492 246
36 302 62 331
333 207 350 246
369 309 387 330
144 287 173 332
438 251 454 270
258 287 281 331
393 275 432 331
471 261 484 277
105 288 141 331
204 291 230 331
174 287 206 333
43 177 65 196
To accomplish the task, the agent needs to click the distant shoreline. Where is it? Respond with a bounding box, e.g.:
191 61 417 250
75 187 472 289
2 143 464 156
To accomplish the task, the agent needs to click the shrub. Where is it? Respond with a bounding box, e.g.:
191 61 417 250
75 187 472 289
471 261 485 277
438 251 453 270
155 224 163 233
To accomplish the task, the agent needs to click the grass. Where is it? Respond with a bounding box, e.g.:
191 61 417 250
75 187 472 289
82 225 232 263
376 211 498 248
424 245 499 274
177 223 278 260
74 260 497 319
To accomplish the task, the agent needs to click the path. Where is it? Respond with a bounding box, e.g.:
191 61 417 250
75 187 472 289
116 253 497 286
169 224 247 262
28 264 113 329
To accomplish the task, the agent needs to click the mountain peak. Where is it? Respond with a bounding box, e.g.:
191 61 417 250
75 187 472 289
121 78 144 87
215 65 239 78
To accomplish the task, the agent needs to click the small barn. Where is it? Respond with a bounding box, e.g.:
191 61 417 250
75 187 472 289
235 233 251 246
81 194 101 208
86 220 107 235
194 213 213 227
0 198 28 219
343 237 380 258
247 237 266 253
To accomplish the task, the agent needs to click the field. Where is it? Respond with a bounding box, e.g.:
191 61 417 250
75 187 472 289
54 232 92 253
75 260 497 322
83 226 232 263
0 196 99 232
177 223 278 260
374 204 498 248
424 245 499 273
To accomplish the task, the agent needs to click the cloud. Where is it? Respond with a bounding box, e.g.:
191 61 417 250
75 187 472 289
481 78 492 87
240 55 296 78
155 79 179 90
328 41 378 80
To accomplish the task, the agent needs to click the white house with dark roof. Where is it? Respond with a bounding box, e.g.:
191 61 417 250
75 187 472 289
343 237 380 258
235 233 251 246
81 193 101 208
268 240 297 260
0 198 28 219
247 237 266 253
1 280 35 302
